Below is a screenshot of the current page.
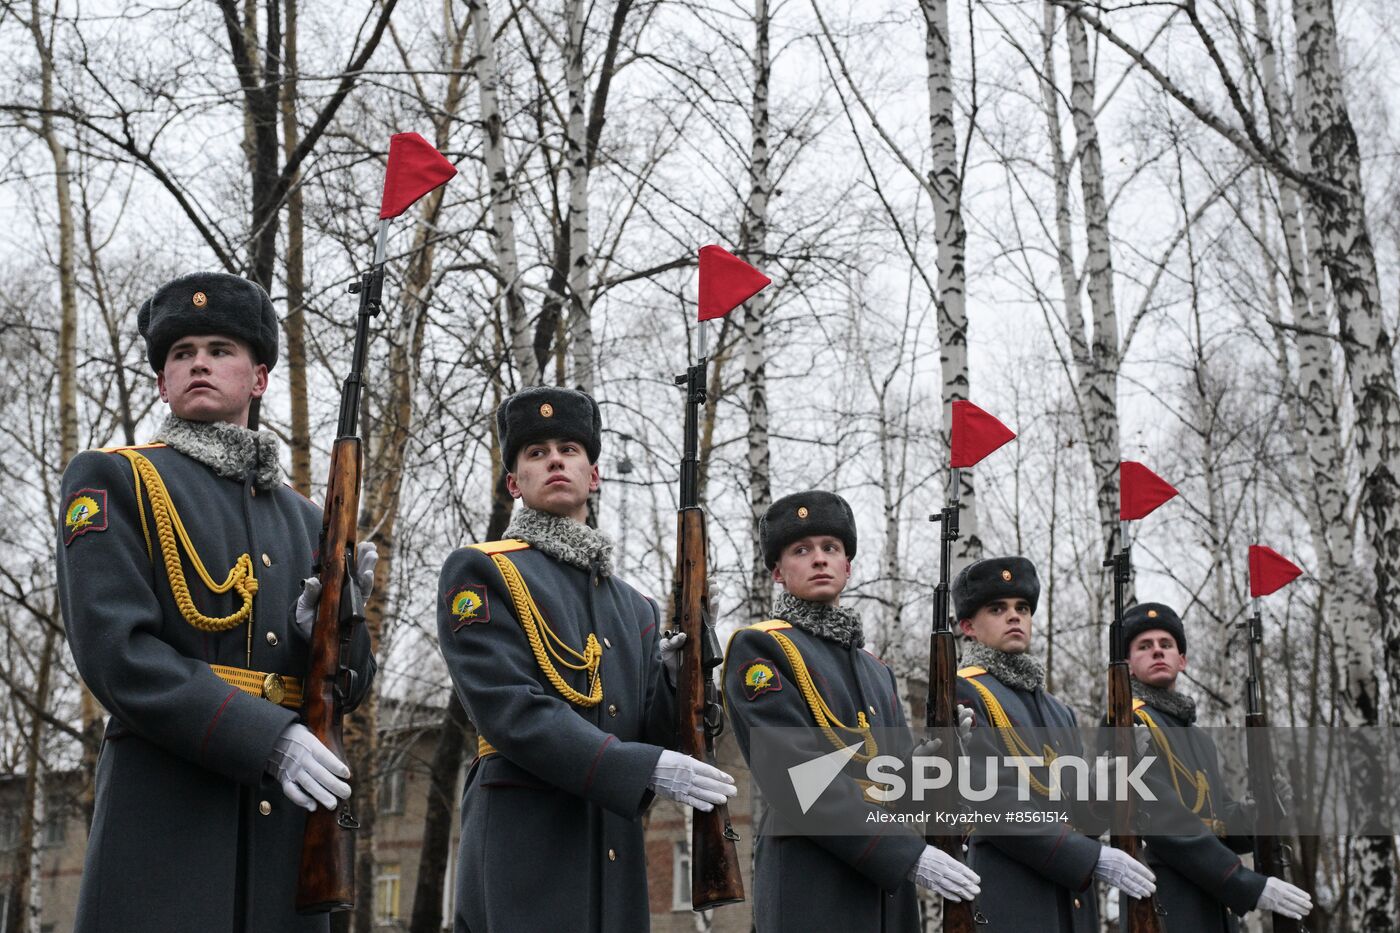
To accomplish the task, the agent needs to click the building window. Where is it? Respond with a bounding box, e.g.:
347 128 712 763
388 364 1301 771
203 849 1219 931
671 840 691 911
374 862 401 923
43 794 66 847
378 768 405 815
0 813 17 851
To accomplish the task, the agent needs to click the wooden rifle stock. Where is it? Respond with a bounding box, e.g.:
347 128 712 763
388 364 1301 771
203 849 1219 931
925 476 978 932
297 257 382 913
1105 534 1163 933
296 436 362 912
1243 609 1303 933
674 506 745 910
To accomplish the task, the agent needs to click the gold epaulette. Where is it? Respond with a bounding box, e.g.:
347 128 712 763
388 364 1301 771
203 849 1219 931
1133 698 1147 712
746 619 792 633
477 736 498 758
958 665 988 678
98 442 165 453
469 539 531 555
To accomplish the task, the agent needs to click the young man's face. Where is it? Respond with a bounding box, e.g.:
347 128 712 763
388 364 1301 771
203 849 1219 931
772 535 850 605
157 335 268 426
506 438 600 522
959 597 1033 653
1127 630 1186 689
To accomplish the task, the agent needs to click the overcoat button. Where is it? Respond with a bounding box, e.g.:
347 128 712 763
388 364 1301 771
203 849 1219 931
266 632 279 646
608 704 619 717
259 800 272 816
608 848 617 861
262 553 272 567
604 637 612 649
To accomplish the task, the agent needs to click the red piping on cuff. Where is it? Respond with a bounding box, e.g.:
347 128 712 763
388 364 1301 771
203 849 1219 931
200 688 239 762
854 835 881 867
583 734 617 793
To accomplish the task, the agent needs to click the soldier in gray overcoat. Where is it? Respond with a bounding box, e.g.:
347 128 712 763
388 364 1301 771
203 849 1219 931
437 386 737 933
1120 602 1312 931
55 272 376 932
952 556 1156 933
723 490 980 932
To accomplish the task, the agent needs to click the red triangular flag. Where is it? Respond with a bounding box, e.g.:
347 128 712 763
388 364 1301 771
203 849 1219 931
1249 545 1304 597
1119 461 1178 520
379 133 457 219
698 245 771 320
950 400 1016 468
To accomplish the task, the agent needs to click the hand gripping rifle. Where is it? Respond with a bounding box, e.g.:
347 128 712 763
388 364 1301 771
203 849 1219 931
1243 545 1307 933
1103 522 1165 933
297 134 455 913
669 245 769 911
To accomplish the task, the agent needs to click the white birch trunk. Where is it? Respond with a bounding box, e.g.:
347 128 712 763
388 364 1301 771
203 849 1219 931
742 0 773 624
921 0 979 564
472 0 537 385
1290 2 1397 924
564 0 593 393
1065 12 1124 559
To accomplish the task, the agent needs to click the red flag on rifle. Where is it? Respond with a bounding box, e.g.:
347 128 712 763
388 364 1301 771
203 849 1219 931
698 245 771 320
949 400 1016 468
1119 461 1178 521
1249 545 1304 597
379 133 458 219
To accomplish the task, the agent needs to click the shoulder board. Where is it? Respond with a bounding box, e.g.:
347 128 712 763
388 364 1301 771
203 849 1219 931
469 539 531 555
745 619 792 633
958 665 988 678
1132 698 1147 712
97 442 165 453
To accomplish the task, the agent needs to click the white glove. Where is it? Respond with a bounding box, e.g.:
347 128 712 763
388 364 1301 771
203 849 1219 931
907 844 980 901
648 749 737 812
913 704 974 757
1094 846 1156 898
660 631 686 683
266 723 352 811
1256 877 1312 919
294 541 378 639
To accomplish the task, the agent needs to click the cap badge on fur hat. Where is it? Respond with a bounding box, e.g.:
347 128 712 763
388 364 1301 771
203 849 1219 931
1001 569 1012 581
797 506 809 519
192 291 207 308
1147 609 1158 618
539 403 554 417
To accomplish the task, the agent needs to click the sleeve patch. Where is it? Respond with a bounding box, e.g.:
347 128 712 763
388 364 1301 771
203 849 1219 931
447 584 490 630
739 658 782 700
63 488 108 545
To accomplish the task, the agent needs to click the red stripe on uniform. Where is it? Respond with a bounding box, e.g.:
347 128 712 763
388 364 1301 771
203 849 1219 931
201 689 239 762
583 734 617 792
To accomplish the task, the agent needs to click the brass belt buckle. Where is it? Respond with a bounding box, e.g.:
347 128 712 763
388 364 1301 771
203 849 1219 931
262 672 287 705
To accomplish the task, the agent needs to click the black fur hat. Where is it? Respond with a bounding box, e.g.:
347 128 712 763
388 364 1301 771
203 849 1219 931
952 556 1040 620
1122 602 1187 655
498 386 602 469
138 272 279 371
760 490 857 570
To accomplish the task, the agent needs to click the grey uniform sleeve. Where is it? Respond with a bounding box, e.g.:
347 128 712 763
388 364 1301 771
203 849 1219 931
437 547 663 818
956 676 1101 892
639 595 679 751
723 628 925 891
56 450 295 785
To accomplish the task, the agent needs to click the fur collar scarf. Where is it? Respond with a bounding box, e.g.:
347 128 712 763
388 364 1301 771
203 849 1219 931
506 505 614 576
1131 678 1198 724
153 414 282 490
773 591 865 649
962 639 1045 693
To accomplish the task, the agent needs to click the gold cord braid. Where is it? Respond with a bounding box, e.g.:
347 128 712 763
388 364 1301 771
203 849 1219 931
1135 707 1211 814
964 676 1059 797
767 629 878 761
116 450 258 632
488 552 603 708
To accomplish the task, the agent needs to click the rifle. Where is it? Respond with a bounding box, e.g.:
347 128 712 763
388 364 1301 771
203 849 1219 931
1104 524 1164 933
297 133 456 912
925 467 978 933
671 342 745 911
1243 601 1303 933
